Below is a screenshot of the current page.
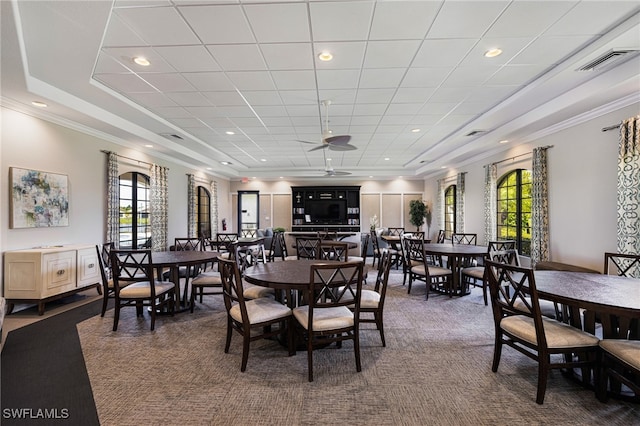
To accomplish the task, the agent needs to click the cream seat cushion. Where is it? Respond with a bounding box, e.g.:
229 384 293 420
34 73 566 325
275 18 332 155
191 271 222 285
501 315 600 348
600 339 640 369
293 305 353 331
242 281 275 299
119 281 174 298
411 264 451 277
229 297 291 324
461 266 484 280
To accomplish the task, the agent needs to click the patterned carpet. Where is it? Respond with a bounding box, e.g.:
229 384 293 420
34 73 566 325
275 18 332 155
77 269 639 425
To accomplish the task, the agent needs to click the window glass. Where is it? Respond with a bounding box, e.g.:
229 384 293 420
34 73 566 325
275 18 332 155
197 186 211 239
497 169 532 255
444 185 456 239
119 172 150 248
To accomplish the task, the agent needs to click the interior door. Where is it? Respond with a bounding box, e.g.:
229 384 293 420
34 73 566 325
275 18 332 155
238 191 259 233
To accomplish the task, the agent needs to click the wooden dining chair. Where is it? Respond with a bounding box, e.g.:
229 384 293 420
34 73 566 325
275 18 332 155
436 229 446 244
96 242 115 317
597 339 640 402
485 259 600 404
109 249 175 331
234 244 275 299
358 249 392 346
604 252 640 277
461 241 516 305
387 227 404 237
295 237 322 260
293 261 364 381
451 233 477 245
406 238 452 299
370 230 383 267
319 241 349 261
218 257 294 372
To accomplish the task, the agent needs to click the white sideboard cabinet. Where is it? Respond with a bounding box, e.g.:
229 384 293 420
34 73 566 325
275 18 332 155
3 244 102 315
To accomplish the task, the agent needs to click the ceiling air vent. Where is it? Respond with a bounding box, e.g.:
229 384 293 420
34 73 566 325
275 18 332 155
160 133 184 140
577 49 640 72
465 130 487 137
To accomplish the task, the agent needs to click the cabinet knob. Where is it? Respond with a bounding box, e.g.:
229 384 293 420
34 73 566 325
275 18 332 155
88 263 95 268
57 269 65 275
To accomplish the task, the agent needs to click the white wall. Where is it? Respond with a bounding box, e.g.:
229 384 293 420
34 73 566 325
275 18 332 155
424 102 639 272
1 107 231 289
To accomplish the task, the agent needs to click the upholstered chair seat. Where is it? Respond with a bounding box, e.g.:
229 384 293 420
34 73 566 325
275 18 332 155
293 305 353 331
242 281 275 299
119 281 175 299
229 297 291 324
501 315 600 348
599 339 640 369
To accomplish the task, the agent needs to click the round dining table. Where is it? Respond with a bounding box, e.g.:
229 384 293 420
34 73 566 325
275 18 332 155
533 270 640 339
152 250 219 311
422 243 489 296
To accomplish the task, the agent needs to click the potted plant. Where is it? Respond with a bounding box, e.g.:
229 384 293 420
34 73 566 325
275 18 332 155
409 199 427 232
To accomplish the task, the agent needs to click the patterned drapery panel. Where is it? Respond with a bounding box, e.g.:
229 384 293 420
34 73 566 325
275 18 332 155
455 173 466 232
531 146 550 266
436 179 445 233
484 163 497 245
187 174 197 238
211 180 219 236
150 164 169 252
617 115 640 258
106 152 119 247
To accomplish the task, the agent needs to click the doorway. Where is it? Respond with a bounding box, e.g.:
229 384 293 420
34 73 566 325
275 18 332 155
237 191 259 233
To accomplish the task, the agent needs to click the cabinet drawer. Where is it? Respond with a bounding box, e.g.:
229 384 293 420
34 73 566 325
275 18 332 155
43 252 76 296
77 248 100 287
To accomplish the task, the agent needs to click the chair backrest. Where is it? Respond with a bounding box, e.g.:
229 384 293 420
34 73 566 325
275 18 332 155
489 248 521 266
96 242 114 286
296 237 321 260
370 230 380 252
436 229 446 244
216 233 239 252
241 229 257 238
452 233 477 245
409 231 425 240
234 243 266 275
485 260 546 346
360 233 370 258
218 257 247 315
319 241 349 262
307 262 364 311
488 240 516 252
267 231 280 260
276 232 288 258
110 249 155 294
174 237 204 252
373 250 393 305
405 237 426 265
387 227 404 237
604 252 640 277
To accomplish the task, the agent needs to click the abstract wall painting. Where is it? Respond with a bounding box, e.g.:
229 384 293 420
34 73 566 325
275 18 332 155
10 167 69 228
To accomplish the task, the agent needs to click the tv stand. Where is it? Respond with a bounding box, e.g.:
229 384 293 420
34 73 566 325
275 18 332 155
291 186 360 232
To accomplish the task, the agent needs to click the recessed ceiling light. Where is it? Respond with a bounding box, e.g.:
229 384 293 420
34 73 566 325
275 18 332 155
260 158 267 162
441 166 447 169
384 158 390 161
484 48 503 58
206 167 212 170
280 176 284 179
221 161 231 165
369 176 373 178
318 51 333 61
133 56 150 66
31 101 47 107
144 144 153 148
411 128 421 133
225 131 235 135
499 139 509 144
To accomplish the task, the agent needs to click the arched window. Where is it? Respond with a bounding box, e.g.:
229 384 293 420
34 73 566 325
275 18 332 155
444 184 456 239
497 169 532 256
119 172 151 249
197 186 211 239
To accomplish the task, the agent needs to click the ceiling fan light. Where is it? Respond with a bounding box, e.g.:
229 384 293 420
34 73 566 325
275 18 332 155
484 48 502 58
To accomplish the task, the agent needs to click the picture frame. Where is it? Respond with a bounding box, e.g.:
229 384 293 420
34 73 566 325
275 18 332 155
10 167 69 228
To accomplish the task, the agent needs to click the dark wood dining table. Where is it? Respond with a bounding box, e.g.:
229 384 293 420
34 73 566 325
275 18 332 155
152 250 219 311
423 243 489 296
533 270 640 339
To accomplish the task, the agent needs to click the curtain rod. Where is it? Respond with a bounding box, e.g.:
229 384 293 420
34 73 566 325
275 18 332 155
188 173 211 184
491 145 554 166
601 124 621 132
101 150 155 168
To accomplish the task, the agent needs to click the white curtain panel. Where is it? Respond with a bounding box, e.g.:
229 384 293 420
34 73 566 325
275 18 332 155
484 164 497 245
436 179 445 233
617 115 640 258
211 180 219 237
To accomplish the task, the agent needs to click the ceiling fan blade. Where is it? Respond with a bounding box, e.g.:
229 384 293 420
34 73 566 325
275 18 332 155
295 139 317 145
328 143 357 151
325 135 351 145
329 170 351 176
308 144 329 152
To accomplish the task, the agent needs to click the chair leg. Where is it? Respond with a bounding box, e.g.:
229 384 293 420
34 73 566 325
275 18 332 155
101 294 109 317
354 328 362 373
375 312 386 347
190 286 197 313
307 332 314 382
112 304 120 331
536 359 550 404
240 334 250 372
150 301 156 331
491 335 503 372
224 319 233 353
482 281 488 306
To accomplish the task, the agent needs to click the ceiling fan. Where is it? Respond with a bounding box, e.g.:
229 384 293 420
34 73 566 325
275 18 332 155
297 100 356 152
321 158 351 177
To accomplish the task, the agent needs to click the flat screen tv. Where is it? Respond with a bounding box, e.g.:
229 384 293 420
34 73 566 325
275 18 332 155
306 199 347 224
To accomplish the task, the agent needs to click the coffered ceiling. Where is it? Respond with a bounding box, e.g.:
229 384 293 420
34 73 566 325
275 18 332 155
2 0 639 180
